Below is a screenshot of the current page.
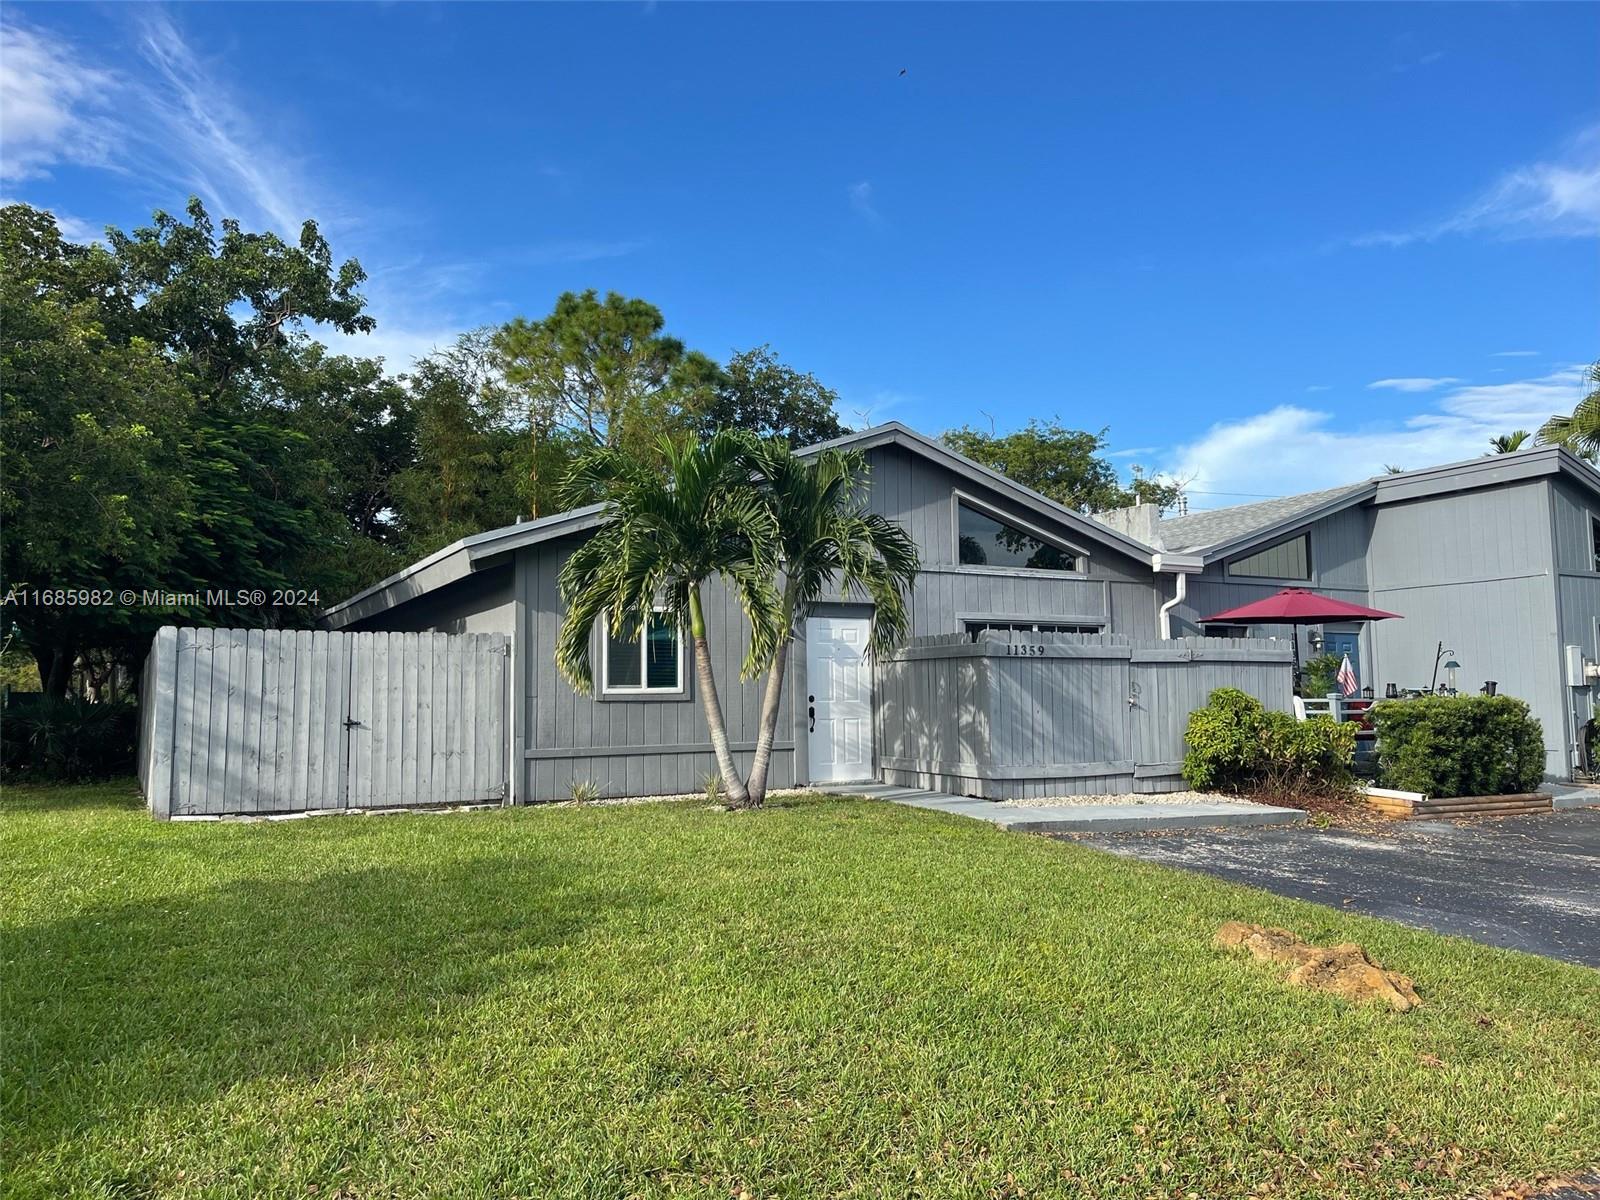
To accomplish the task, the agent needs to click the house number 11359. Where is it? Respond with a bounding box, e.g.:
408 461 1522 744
1004 643 1047 656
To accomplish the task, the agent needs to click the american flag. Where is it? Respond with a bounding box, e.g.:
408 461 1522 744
1336 653 1358 696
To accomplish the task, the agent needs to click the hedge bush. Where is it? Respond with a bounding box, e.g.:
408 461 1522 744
1372 694 1544 797
0 698 139 781
1182 687 1358 801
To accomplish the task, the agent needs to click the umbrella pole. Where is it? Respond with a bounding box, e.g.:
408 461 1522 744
1292 624 1303 695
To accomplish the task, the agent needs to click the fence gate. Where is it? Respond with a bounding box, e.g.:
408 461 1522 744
139 626 510 818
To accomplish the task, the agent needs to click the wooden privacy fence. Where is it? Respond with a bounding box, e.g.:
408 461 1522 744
876 631 1295 798
138 626 510 818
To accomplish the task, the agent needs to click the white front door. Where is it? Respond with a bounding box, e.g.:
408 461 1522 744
805 616 873 783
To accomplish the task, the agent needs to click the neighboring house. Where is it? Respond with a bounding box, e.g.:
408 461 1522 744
1099 446 1600 779
322 423 1192 802
322 425 1600 798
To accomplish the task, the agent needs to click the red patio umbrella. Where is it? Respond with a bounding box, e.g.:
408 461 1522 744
1198 587 1403 689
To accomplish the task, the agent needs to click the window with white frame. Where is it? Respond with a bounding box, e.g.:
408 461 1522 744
602 610 683 694
1590 515 1600 573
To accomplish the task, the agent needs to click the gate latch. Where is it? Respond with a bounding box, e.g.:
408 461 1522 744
343 717 363 730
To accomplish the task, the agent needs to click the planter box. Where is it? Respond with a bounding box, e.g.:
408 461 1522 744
1362 786 1551 819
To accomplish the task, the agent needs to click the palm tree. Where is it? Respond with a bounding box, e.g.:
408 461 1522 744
1538 360 1600 461
741 440 920 806
555 431 782 807
1489 430 1531 454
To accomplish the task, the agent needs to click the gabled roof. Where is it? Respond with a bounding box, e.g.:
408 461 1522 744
1157 482 1376 556
322 504 605 629
1157 444 1600 563
804 421 1161 563
321 422 1165 628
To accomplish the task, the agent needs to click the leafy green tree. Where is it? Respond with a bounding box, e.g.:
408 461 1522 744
554 432 781 807
391 333 528 554
1 207 194 693
493 291 697 508
688 346 846 445
105 198 374 399
1538 361 1600 461
740 440 919 805
264 340 417 546
942 419 1180 513
1 200 391 694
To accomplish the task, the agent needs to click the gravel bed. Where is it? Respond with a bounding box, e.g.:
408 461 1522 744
996 789 1255 809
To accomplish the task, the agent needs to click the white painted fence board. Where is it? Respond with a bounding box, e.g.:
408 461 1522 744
138 626 508 818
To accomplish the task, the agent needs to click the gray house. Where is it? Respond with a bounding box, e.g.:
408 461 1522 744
1100 445 1600 778
323 423 1195 802
323 425 1600 798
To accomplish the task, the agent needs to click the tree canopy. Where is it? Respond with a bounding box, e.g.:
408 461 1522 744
0 202 856 697
941 418 1181 513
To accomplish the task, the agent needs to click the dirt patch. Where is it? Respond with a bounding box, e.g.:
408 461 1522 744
1215 920 1422 1011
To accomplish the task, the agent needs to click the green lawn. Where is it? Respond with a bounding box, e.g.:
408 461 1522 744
3 783 1596 1199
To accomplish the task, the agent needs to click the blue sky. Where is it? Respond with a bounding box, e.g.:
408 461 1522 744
2 3 1596 507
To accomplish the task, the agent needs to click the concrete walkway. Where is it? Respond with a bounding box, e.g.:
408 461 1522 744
819 781 1305 834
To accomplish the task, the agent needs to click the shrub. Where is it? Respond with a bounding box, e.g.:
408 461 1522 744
1183 687 1357 801
567 778 601 804
1372 695 1544 797
1298 653 1343 699
0 698 139 781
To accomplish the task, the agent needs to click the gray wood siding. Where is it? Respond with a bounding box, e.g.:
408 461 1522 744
519 536 801 802
1369 480 1552 590
1551 477 1599 575
1367 481 1567 774
511 448 1170 802
876 633 1292 798
862 445 1151 582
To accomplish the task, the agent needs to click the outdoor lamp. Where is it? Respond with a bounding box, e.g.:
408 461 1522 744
1443 659 1461 693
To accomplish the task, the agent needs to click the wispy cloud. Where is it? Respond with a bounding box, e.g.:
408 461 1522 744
1367 377 1461 393
1305 385 1333 393
0 19 118 180
1 11 643 370
1162 366 1588 507
847 180 882 224
0 10 321 236
1352 125 1600 247
1492 349 1540 358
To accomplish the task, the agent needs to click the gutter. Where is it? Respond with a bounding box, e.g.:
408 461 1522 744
1152 552 1204 640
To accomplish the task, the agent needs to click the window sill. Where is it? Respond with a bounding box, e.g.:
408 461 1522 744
597 687 692 704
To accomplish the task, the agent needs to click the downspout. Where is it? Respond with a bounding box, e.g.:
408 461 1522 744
1158 570 1187 641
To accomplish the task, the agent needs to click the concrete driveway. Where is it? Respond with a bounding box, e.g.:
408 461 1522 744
1075 809 1600 967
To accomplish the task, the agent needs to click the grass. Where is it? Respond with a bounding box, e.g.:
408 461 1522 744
2 782 1596 1199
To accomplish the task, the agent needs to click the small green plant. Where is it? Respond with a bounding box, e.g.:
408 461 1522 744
702 770 726 808
1298 653 1344 698
1372 695 1544 797
1183 687 1357 802
567 778 601 804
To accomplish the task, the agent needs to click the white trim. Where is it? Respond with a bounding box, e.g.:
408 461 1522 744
950 488 1090 574
600 609 685 696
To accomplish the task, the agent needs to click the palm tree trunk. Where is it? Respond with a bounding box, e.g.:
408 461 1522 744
745 639 789 807
688 584 751 807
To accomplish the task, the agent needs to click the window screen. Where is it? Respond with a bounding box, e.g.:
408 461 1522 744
604 612 682 693
966 619 1103 643
1227 533 1310 580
